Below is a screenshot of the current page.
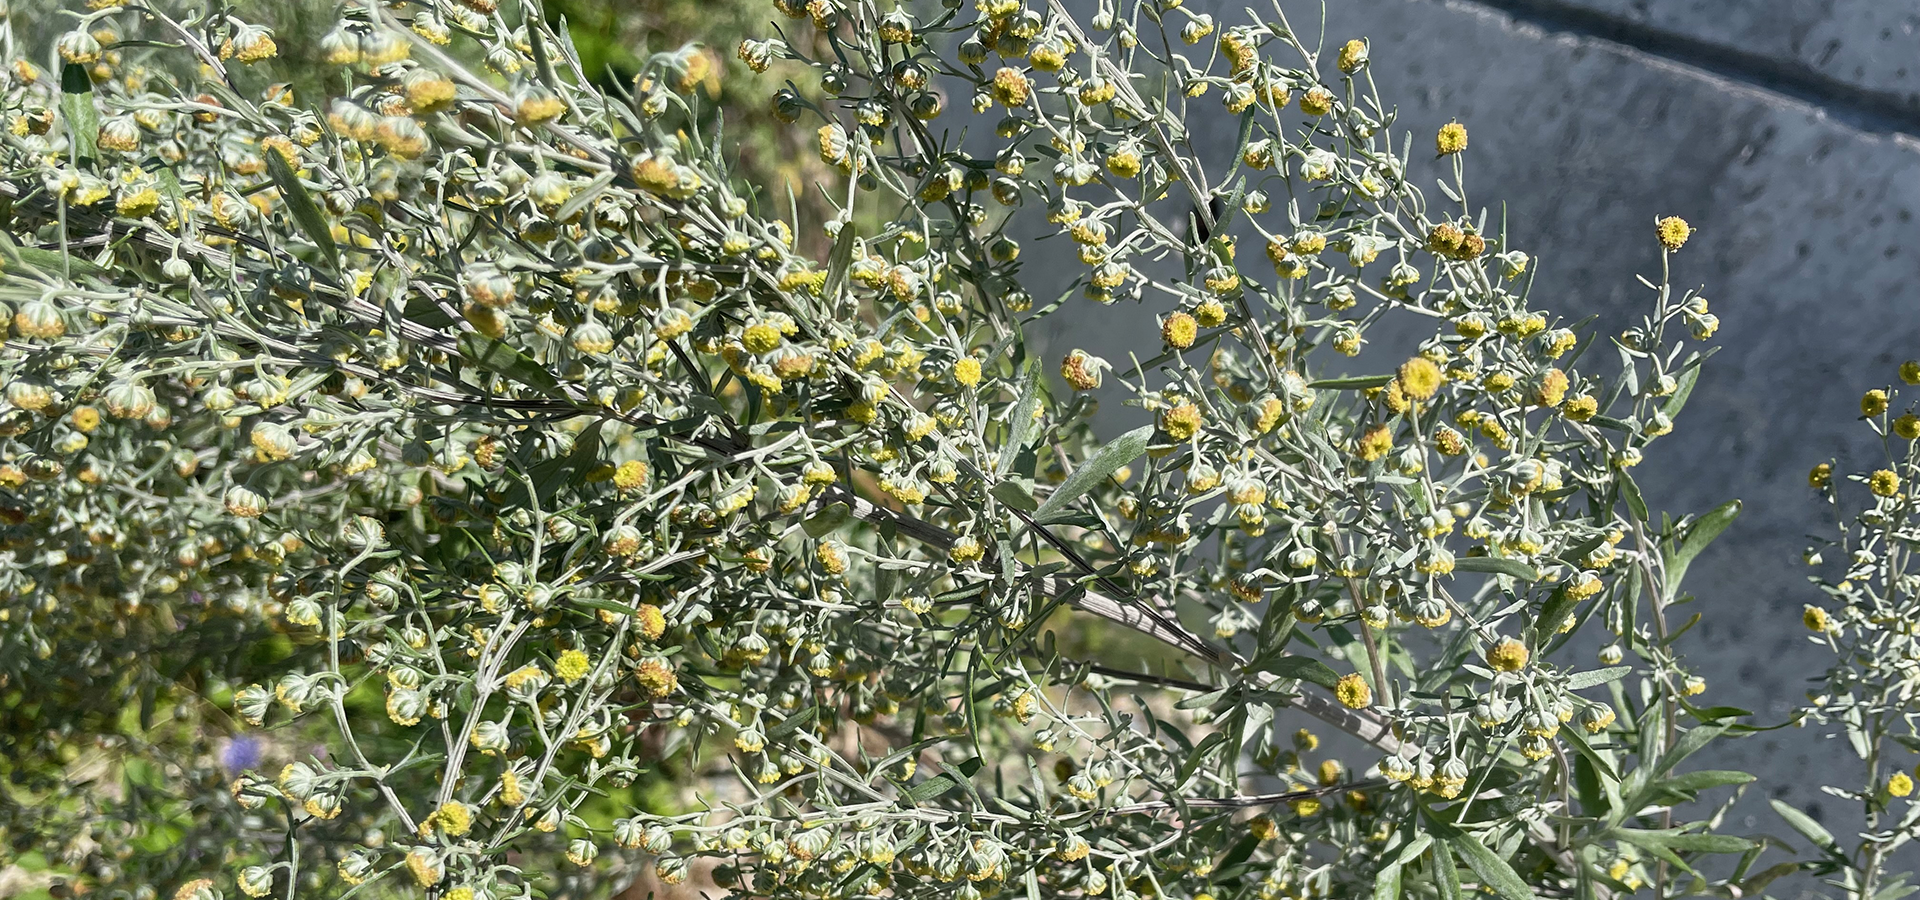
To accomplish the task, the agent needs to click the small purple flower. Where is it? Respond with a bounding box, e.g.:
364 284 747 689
221 734 262 773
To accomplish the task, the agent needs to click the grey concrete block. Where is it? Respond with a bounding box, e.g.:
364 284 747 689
1528 0 1920 117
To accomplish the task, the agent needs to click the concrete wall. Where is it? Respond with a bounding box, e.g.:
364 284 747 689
1033 0 1920 879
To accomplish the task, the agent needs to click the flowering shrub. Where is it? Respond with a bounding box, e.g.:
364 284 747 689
0 1 1912 899
1796 377 1920 900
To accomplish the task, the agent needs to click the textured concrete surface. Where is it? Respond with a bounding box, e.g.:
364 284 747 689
1022 0 1920 878
1536 0 1920 116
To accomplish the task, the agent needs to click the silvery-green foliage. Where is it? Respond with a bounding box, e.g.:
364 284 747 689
1792 383 1920 900
0 0 1838 898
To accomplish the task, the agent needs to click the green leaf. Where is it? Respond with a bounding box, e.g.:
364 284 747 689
1430 840 1461 900
1565 666 1632 691
553 170 617 224
1875 878 1917 900
1308 374 1392 390
1373 862 1402 900
801 502 851 538
1442 830 1534 900
1175 731 1226 785
1661 358 1702 420
1652 724 1725 775
1740 862 1805 896
991 481 1039 512
61 64 98 164
1230 109 1257 178
1452 556 1539 581
1255 656 1341 690
1619 471 1648 522
1534 587 1581 637
1660 769 1754 792
572 597 638 618
1572 750 1608 817
1610 829 1692 872
767 706 818 740
1559 723 1619 784
1768 799 1839 853
905 773 959 802
1664 500 1740 593
265 146 340 270
1212 835 1261 880
1032 424 1152 525
999 357 1043 477
14 247 106 277
1645 831 1753 854
822 219 858 302
458 333 562 394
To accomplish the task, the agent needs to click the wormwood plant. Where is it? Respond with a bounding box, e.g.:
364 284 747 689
1793 376 1920 900
5 0 1884 898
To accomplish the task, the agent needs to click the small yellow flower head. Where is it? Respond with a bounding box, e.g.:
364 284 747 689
1810 461 1833 488
742 322 782 354
1160 402 1203 441
991 67 1030 107
1871 469 1902 497
1335 39 1367 73
1355 423 1393 461
1656 216 1691 250
1161 312 1198 349
406 847 444 886
613 459 649 491
1195 298 1228 328
1294 728 1319 752
817 539 849 574
1061 349 1105 391
633 598 664 633
1896 414 1920 440
435 801 473 837
1487 638 1529 672
635 657 677 697
1396 357 1444 401
1105 146 1140 178
953 356 983 387
1563 395 1599 421
948 535 985 564
516 88 567 124
1290 797 1322 817
1682 676 1707 696
1862 389 1889 417
1436 121 1468 155
1334 672 1372 708
1300 86 1334 116
1890 772 1915 798
554 649 590 683
1903 360 1920 385
1803 605 1829 632
1248 815 1278 840
1532 368 1569 408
